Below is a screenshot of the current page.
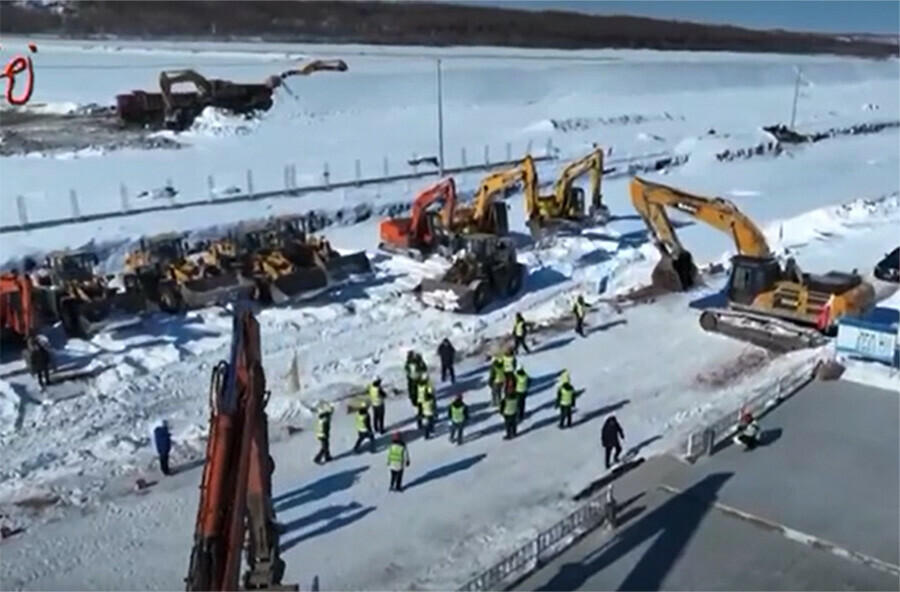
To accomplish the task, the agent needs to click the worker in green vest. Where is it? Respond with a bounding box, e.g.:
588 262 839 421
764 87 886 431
556 371 578 429
501 390 519 439
416 376 435 430
421 391 436 439
387 431 411 492
368 378 387 434
573 295 587 337
313 401 334 464
353 401 375 453
512 313 531 355
513 366 529 422
501 350 517 396
447 394 469 445
489 356 505 407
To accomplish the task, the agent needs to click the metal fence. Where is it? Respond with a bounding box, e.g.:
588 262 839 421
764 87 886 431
459 487 617 591
680 356 822 462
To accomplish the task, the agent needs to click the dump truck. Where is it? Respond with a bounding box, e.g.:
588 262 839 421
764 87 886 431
417 234 526 313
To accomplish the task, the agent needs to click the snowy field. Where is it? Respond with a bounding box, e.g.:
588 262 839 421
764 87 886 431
0 39 898 591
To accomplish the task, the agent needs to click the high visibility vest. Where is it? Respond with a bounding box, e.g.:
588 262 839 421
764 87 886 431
491 360 506 385
514 319 525 337
502 394 518 417
501 355 516 373
574 301 585 319
315 414 330 439
355 410 369 432
514 371 528 394
368 384 383 406
450 403 466 424
558 384 575 407
421 397 435 418
417 381 434 404
387 443 406 469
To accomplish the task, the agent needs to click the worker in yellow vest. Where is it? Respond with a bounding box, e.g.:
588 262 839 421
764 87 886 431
368 378 387 434
313 401 334 464
501 390 519 439
513 366 529 422
416 376 435 430
421 390 436 439
489 356 505 407
447 394 469 445
501 350 517 396
556 371 579 429
512 313 531 355
573 295 587 337
387 431 410 492
353 402 375 453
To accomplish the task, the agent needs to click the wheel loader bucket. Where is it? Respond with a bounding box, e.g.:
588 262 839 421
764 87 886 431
651 250 699 292
267 268 330 305
179 273 255 309
417 278 487 314
323 251 372 282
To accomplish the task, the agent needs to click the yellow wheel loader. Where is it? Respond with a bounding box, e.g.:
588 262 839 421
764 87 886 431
630 176 876 351
526 148 610 240
122 232 254 313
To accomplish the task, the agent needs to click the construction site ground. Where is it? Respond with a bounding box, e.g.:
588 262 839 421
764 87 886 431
0 108 183 157
519 378 900 591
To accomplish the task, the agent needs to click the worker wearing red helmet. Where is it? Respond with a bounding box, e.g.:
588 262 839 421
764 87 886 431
387 431 410 492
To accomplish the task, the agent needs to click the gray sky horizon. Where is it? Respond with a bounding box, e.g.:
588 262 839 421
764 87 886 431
445 1 900 35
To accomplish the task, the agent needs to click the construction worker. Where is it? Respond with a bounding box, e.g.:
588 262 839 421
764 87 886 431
556 371 578 429
733 409 761 450
368 378 387 435
489 355 505 408
421 389 436 439
573 295 587 337
387 431 410 492
512 313 531 355
501 349 517 396
601 415 625 469
416 376 435 430
447 394 468 445
501 391 519 440
353 402 375 454
152 419 172 476
437 337 457 384
314 402 334 464
405 351 423 408
513 366 529 422
27 336 52 391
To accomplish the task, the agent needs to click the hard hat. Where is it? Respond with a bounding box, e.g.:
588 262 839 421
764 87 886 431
392 430 402 441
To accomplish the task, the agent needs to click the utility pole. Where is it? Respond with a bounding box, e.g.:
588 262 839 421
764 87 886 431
436 58 445 176
789 66 802 131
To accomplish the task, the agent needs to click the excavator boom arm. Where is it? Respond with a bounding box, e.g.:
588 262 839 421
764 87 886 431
410 178 458 235
629 177 772 259
473 156 538 224
553 148 603 211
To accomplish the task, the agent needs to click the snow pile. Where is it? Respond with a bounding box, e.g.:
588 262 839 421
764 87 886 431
185 107 260 138
0 380 21 435
419 288 462 311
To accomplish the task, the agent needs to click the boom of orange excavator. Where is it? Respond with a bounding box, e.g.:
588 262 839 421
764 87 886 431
186 307 297 592
378 177 459 259
0 272 36 343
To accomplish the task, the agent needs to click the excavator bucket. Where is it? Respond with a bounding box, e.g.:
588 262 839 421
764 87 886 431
322 251 372 282
179 273 255 309
266 268 330 305
651 250 700 292
417 278 487 314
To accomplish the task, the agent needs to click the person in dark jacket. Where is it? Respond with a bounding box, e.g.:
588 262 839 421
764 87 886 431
153 419 172 476
27 337 52 390
437 338 456 384
314 402 334 464
601 415 625 469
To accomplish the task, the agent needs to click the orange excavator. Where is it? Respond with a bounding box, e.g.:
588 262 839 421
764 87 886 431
378 178 460 260
0 272 37 344
186 307 297 592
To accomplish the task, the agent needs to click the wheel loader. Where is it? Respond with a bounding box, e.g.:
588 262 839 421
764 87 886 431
122 232 254 313
417 234 526 313
28 250 125 338
630 176 876 351
218 215 371 306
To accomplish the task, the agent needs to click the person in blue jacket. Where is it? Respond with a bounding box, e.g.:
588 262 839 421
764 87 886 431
153 419 172 476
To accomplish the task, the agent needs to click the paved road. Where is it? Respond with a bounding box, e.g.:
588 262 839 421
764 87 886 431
519 378 900 591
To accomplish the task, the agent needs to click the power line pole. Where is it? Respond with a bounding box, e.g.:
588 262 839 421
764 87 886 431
436 58 445 176
789 66 802 130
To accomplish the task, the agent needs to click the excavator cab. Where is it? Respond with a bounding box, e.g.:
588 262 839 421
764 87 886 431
726 255 783 305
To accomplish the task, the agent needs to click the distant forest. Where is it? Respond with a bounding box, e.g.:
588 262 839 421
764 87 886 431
2 0 897 58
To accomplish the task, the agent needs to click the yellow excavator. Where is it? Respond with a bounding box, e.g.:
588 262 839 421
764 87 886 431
630 176 876 351
526 148 610 239
454 155 539 236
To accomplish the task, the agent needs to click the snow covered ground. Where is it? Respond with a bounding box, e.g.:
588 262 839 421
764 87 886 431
0 40 898 591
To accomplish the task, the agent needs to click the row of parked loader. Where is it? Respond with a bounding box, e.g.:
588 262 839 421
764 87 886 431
1 214 371 344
